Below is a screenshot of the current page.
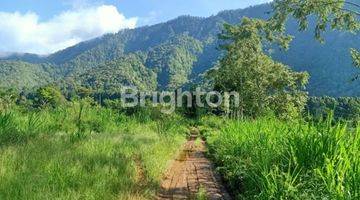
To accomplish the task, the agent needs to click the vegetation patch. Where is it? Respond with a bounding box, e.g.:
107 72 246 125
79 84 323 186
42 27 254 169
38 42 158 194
0 103 186 200
204 116 360 199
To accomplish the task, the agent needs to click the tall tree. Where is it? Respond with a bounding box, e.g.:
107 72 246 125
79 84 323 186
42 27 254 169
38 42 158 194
212 18 309 119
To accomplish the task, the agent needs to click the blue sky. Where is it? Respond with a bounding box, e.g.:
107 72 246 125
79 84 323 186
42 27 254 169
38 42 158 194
0 0 272 54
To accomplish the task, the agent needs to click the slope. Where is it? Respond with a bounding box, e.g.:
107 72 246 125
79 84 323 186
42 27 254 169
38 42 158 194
1 3 359 96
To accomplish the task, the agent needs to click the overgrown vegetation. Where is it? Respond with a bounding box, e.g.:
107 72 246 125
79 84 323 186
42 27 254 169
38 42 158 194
307 96 360 122
0 98 187 199
201 2 360 198
204 115 360 199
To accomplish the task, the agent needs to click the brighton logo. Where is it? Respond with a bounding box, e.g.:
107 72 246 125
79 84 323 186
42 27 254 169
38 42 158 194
120 86 240 114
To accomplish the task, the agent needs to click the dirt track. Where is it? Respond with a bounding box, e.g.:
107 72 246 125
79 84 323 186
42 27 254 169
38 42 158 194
156 130 231 200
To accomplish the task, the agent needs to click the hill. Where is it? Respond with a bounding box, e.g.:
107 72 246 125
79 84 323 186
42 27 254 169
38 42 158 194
0 3 359 96
0 61 54 89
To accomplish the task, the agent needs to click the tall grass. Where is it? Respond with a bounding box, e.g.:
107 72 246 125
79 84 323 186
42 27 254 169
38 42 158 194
0 102 187 199
205 116 360 199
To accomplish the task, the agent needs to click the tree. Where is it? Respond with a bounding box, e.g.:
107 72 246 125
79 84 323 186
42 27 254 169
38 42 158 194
270 0 360 72
34 85 65 108
212 18 309 119
351 49 360 80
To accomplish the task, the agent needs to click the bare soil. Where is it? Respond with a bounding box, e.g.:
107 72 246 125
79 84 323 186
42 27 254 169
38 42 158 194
156 129 231 200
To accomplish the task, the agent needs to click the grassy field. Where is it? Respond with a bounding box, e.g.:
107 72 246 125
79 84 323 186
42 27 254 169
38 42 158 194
0 102 187 200
202 116 360 199
2 100 360 200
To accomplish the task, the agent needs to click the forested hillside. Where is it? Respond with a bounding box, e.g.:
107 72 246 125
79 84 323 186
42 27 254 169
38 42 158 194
0 61 54 89
1 3 359 96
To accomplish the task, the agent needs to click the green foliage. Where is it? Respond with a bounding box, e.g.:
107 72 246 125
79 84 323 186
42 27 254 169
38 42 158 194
212 18 309 118
205 116 360 199
306 96 360 122
0 61 53 90
0 101 187 199
196 186 207 200
0 88 18 112
1 4 360 96
0 112 24 145
271 0 360 41
76 53 157 91
351 48 360 78
146 34 203 89
271 0 360 84
33 85 66 108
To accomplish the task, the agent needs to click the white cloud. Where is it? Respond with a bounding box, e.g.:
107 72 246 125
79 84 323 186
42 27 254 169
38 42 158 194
0 5 137 55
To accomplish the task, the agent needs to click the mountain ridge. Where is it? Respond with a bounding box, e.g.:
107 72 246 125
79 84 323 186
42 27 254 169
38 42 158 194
0 3 359 96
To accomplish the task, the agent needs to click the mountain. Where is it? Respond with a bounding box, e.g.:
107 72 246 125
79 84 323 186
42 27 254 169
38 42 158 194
0 3 359 96
75 53 158 91
0 61 54 89
0 53 47 63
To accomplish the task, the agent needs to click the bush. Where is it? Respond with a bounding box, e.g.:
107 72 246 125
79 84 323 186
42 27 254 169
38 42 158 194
33 85 66 108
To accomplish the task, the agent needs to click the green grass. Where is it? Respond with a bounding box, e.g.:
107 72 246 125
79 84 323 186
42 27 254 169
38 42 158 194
3 100 359 200
204 116 360 199
0 102 187 200
196 185 207 200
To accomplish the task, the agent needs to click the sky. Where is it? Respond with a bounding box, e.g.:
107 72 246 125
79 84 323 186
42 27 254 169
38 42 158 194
0 0 272 55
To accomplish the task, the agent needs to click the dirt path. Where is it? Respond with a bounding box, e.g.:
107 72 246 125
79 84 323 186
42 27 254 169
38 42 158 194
156 129 231 200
